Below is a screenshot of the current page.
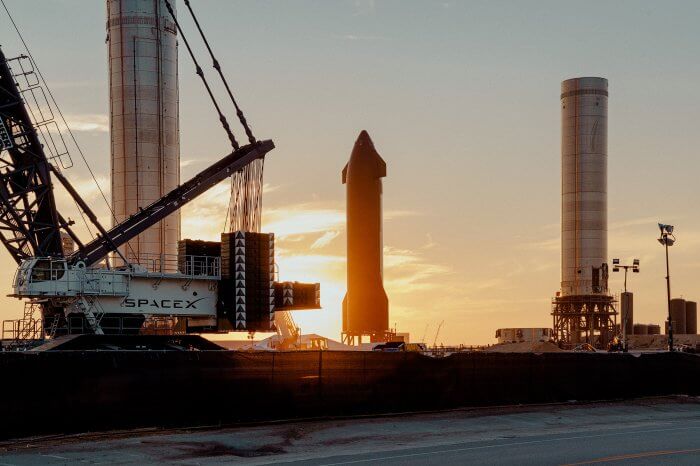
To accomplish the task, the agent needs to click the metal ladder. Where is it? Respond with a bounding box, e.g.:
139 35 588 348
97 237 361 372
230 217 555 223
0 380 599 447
76 297 105 335
47 314 61 339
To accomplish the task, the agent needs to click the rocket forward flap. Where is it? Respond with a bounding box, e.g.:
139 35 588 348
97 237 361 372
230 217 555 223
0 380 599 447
343 131 386 184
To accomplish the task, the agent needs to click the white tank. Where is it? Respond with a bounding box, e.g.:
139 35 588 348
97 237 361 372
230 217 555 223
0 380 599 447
107 0 180 270
560 77 608 296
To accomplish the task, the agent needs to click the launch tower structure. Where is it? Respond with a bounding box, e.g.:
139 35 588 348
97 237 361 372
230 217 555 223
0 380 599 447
552 77 617 349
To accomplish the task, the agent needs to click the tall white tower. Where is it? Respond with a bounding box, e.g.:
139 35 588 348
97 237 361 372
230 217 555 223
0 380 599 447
560 77 608 296
107 0 180 269
553 77 616 348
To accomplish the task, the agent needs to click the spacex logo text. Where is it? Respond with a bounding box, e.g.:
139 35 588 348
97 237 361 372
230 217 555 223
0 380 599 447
121 297 206 309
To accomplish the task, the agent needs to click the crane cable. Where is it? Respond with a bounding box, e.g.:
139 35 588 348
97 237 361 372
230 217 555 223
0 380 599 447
181 0 264 233
182 0 256 144
163 0 240 151
164 0 264 233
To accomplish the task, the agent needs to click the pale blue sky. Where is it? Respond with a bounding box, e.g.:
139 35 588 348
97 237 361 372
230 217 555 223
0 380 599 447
0 1 699 343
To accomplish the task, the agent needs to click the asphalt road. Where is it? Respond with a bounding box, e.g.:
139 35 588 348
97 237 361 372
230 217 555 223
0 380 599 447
1 397 699 465
287 423 700 465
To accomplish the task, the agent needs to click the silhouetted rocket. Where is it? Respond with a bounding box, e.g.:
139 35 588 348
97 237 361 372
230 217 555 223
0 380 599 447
342 131 389 337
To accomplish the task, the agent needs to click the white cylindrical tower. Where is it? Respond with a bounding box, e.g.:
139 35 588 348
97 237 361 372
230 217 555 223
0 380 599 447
560 77 608 296
107 0 180 270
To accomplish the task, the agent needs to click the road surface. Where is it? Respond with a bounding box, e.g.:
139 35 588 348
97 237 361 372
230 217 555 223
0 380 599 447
0 397 698 465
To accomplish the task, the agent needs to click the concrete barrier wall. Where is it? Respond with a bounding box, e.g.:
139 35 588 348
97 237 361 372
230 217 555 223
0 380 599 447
0 351 698 439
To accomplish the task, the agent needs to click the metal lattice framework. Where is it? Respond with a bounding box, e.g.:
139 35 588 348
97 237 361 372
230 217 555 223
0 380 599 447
0 49 64 263
552 295 617 349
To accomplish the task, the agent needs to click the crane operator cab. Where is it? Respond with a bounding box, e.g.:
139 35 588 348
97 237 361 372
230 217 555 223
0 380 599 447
12 258 130 298
13 258 67 296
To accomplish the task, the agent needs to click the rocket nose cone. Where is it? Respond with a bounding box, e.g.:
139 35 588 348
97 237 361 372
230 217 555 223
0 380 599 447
354 130 375 152
346 130 386 179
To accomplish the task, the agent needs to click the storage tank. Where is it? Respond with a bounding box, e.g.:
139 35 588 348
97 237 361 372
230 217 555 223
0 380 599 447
107 0 180 269
685 301 697 334
669 298 687 334
633 324 648 335
647 324 661 335
560 77 608 296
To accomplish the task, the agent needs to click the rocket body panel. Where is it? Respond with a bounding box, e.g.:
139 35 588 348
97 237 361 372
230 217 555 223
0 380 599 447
342 131 389 335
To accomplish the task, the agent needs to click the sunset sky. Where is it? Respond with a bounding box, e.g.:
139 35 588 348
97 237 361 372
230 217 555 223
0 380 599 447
1 0 699 345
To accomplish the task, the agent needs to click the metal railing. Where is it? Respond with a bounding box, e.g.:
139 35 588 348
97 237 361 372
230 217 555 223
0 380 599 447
2 319 43 342
18 259 130 297
126 253 221 278
6 55 73 169
142 316 180 335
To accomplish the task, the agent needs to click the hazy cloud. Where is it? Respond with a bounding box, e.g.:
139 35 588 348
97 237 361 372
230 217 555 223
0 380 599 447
311 230 340 249
352 0 376 16
264 204 344 238
63 113 109 133
336 34 388 41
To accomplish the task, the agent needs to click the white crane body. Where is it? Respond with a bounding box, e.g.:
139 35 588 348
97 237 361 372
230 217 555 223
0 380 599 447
12 257 219 333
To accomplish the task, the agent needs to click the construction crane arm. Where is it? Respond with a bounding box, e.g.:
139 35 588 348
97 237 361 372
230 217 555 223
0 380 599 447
69 140 274 267
0 48 64 262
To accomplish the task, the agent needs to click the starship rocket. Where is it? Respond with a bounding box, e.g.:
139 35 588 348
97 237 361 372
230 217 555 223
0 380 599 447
342 130 389 338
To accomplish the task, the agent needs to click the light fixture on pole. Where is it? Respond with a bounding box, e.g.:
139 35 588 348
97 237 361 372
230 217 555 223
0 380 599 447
612 258 640 293
658 223 675 352
612 258 640 351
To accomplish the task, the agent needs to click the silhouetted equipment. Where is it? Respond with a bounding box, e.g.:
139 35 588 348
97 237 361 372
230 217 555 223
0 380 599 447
433 320 444 347
552 77 617 349
495 328 553 344
647 324 661 335
174 235 319 334
341 131 389 345
219 231 275 331
620 292 633 337
633 324 648 335
686 301 697 335
274 282 321 311
669 298 687 335
178 240 221 274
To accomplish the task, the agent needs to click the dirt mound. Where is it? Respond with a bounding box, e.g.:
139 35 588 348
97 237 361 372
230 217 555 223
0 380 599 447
629 334 700 350
485 341 563 353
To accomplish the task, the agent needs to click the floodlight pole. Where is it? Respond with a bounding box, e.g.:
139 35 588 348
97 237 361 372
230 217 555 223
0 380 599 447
613 259 639 352
664 238 673 352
